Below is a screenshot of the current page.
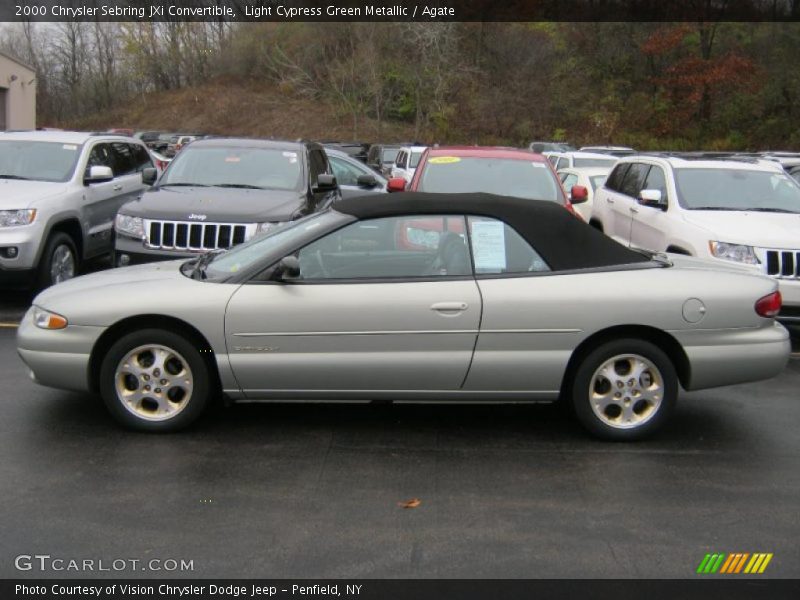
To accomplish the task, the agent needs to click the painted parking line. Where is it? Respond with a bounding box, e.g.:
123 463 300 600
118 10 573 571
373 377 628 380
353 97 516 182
0 323 19 329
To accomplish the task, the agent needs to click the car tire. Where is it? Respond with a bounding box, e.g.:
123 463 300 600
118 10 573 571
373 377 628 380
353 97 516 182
570 339 677 441
99 329 211 432
36 232 78 290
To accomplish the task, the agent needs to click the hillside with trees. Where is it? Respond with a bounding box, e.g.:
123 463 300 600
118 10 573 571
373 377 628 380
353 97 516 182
2 21 800 149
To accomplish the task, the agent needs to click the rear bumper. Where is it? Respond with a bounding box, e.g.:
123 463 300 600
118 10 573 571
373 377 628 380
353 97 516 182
678 322 791 391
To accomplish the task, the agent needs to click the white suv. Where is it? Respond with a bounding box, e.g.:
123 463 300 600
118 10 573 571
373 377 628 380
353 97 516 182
591 154 800 335
544 151 618 171
0 131 152 289
390 145 428 183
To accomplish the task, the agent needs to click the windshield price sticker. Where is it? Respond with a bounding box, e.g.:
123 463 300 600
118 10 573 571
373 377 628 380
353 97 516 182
62 144 78 151
428 156 461 164
531 162 546 168
224 156 241 162
471 220 506 271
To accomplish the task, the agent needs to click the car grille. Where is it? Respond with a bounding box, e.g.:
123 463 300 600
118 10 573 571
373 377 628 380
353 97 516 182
761 249 800 279
145 220 255 251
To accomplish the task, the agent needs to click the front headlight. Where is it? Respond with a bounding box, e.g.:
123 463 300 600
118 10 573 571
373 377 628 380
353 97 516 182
708 241 759 265
0 209 36 227
33 307 68 330
115 214 145 238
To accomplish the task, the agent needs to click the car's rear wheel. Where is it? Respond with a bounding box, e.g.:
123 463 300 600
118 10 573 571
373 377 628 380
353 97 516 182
99 329 210 432
37 232 78 289
571 339 677 441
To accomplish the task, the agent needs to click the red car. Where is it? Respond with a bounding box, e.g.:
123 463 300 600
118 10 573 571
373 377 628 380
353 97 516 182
385 146 588 250
387 146 587 218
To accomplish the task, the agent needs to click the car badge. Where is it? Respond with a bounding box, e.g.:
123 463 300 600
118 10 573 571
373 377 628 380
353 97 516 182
188 214 207 221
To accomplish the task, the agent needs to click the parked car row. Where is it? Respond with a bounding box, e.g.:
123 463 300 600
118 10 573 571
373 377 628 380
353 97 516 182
4 129 797 440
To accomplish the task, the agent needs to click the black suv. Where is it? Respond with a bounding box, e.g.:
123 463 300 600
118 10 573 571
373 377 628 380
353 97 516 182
114 138 340 265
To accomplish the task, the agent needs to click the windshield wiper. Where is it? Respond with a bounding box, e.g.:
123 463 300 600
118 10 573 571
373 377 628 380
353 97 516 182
188 249 226 280
739 207 799 213
159 182 210 187
688 206 735 211
0 174 31 180
210 183 266 189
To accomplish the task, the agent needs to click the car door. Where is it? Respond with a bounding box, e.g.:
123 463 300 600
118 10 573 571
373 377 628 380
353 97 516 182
224 214 481 396
629 163 670 253
81 142 120 256
460 216 578 394
608 162 649 245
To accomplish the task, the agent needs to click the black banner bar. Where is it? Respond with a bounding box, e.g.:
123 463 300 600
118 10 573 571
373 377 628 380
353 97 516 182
3 0 800 23
3 579 800 600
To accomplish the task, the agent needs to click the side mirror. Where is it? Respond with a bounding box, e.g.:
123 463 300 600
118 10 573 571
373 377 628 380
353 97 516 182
387 177 407 193
356 173 378 188
314 173 337 192
84 165 113 184
570 185 589 204
141 167 158 186
638 189 665 209
276 255 300 280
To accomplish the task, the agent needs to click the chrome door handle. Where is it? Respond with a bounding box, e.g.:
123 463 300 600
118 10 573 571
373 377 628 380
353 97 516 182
431 302 468 313
630 207 639 213
606 198 615 204
112 184 123 191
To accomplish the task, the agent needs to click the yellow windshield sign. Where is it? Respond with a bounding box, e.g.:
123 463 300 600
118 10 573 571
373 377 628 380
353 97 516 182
428 156 461 164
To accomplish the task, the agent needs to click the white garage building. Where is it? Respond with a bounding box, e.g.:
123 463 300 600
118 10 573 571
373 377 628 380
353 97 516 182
0 50 36 130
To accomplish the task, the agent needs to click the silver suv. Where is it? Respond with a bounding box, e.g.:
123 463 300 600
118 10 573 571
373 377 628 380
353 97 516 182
0 131 153 289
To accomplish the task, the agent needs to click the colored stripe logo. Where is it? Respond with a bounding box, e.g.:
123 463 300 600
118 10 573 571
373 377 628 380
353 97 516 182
697 553 773 574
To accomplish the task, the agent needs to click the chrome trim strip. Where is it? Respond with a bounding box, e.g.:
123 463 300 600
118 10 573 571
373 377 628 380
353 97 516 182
233 328 580 337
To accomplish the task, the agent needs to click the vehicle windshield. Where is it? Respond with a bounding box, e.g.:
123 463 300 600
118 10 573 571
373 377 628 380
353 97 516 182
0 141 82 183
382 148 399 163
674 168 800 213
418 157 561 202
160 146 303 191
410 151 424 168
198 211 345 280
573 157 618 168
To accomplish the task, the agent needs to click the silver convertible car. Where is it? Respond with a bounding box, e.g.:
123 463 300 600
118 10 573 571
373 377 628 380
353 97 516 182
17 193 790 440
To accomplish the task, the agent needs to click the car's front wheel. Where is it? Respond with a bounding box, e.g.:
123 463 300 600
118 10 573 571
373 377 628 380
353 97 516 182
99 329 211 432
37 232 78 289
571 339 677 441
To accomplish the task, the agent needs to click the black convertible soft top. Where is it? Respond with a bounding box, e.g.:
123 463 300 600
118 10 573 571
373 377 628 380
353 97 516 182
334 192 650 271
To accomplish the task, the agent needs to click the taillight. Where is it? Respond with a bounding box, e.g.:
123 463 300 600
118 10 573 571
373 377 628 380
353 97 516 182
755 291 782 318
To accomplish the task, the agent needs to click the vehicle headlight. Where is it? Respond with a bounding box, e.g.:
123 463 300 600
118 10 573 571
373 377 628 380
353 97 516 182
708 241 759 265
0 209 36 227
115 214 145 238
33 307 68 330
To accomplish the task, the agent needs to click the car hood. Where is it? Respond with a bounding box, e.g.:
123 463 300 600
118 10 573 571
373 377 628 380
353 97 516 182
0 179 69 208
32 260 238 327
119 186 306 222
682 210 800 249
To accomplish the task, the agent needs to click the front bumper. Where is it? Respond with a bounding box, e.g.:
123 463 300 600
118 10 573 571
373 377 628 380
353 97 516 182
16 307 105 393
676 322 791 391
0 223 45 273
115 234 199 265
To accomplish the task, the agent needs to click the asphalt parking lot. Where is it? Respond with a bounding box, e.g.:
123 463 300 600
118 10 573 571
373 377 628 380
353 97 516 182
1 314 799 579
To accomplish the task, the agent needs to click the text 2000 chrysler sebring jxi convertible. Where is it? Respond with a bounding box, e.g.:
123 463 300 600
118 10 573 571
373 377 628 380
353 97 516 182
17 193 790 440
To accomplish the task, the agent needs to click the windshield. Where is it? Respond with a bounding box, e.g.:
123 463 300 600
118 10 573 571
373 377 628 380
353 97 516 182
674 168 800 213
200 211 344 279
160 146 303 190
573 157 618 168
410 151 424 168
418 157 561 202
382 148 399 163
0 141 82 182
